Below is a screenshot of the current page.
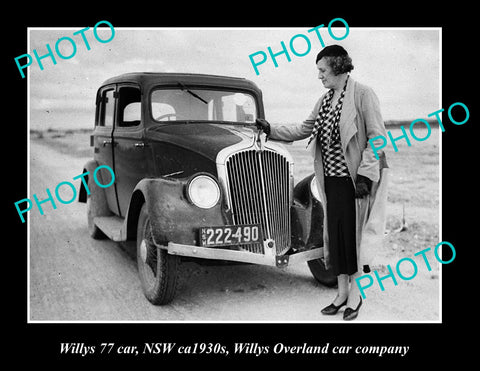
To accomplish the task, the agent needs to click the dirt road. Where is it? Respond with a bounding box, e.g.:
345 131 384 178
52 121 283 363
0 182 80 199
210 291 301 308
28 139 440 322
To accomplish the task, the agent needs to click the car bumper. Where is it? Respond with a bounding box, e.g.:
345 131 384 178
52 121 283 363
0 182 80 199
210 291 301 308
167 242 324 267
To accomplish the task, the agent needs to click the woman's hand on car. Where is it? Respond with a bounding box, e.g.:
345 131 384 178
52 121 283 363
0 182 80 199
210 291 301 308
255 118 271 135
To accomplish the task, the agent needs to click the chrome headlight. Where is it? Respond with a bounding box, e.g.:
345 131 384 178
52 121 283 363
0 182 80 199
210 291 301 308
310 176 321 201
186 174 221 209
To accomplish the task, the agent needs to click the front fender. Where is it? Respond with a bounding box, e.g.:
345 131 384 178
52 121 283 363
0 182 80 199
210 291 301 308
134 176 226 247
291 173 324 249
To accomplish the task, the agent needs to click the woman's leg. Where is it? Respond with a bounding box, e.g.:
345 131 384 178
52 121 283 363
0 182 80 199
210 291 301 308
347 271 362 307
342 271 363 320
333 274 349 305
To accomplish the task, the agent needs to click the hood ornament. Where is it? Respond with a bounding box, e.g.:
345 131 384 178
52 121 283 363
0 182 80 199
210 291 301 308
254 127 264 152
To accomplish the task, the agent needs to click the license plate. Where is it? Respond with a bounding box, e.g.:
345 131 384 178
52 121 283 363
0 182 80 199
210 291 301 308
200 225 262 247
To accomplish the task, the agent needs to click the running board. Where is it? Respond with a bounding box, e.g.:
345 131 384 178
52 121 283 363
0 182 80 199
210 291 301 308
94 215 126 241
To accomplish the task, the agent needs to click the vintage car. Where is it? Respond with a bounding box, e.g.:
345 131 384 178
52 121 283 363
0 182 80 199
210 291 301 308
78 72 336 305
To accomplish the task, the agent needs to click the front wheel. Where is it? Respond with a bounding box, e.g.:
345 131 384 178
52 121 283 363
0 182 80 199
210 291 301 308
307 258 337 287
136 204 179 305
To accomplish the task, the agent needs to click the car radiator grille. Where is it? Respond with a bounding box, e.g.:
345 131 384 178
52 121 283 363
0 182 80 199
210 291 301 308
225 149 291 255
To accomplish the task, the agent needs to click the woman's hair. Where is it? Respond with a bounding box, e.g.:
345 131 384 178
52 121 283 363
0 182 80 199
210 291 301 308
315 45 354 75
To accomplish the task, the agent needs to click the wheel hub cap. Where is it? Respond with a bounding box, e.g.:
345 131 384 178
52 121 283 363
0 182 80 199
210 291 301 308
140 239 148 264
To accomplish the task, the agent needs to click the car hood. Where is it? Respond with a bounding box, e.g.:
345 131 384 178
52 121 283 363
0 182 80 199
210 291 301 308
146 123 258 161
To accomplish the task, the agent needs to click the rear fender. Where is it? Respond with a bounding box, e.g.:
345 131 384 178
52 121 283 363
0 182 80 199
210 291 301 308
78 160 98 203
78 160 111 218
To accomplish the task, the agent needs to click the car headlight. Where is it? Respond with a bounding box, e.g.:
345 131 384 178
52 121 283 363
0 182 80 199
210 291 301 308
186 174 221 209
310 176 321 201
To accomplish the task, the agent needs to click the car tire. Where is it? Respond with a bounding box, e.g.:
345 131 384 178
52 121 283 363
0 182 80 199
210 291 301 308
307 258 337 287
136 203 179 305
86 195 107 239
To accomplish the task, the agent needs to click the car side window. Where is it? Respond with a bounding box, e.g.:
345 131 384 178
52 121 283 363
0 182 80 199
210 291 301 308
117 86 141 127
99 89 115 127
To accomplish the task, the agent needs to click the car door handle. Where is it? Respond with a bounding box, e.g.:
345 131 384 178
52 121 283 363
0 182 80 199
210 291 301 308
134 142 145 148
102 140 117 147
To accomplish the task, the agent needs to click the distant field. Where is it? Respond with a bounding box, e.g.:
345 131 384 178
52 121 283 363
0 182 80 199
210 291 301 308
30 125 440 266
30 128 93 158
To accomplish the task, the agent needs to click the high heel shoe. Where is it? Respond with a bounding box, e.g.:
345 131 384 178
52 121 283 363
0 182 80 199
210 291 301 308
321 298 348 315
343 296 362 321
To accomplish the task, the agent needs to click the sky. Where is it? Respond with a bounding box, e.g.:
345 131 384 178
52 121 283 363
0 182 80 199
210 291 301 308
27 26 440 130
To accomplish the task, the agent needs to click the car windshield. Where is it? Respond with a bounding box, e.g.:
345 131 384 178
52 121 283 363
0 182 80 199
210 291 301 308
151 87 257 124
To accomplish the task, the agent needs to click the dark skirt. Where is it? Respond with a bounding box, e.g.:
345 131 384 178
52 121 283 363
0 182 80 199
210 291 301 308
324 176 358 276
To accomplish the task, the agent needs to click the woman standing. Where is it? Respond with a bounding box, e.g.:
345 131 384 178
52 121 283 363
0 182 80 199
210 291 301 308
256 45 389 321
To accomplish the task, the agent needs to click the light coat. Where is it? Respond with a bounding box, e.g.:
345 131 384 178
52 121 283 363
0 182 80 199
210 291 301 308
269 76 389 269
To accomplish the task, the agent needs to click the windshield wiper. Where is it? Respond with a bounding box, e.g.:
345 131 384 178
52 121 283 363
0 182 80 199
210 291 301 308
177 82 208 104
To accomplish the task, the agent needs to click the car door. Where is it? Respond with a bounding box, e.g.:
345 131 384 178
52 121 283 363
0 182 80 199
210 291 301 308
93 85 120 215
112 83 147 217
